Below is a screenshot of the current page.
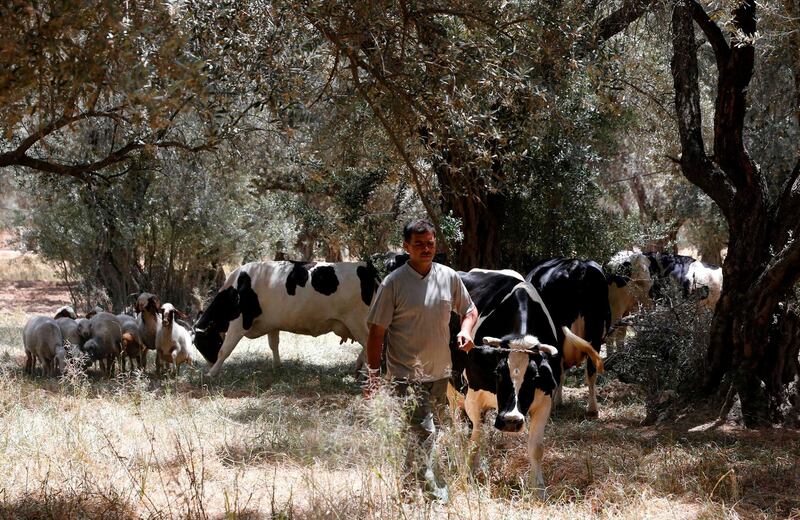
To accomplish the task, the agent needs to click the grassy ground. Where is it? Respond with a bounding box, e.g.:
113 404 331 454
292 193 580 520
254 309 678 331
1 316 798 519
0 264 798 518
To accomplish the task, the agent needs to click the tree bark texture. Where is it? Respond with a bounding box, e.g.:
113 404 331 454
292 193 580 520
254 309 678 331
671 0 800 426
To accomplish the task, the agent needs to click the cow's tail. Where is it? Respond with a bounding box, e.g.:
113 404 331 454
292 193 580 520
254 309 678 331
562 326 604 373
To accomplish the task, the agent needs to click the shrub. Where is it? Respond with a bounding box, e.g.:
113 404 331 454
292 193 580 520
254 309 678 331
607 288 712 423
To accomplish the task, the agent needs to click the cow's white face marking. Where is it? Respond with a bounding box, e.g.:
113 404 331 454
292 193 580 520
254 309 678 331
504 335 539 420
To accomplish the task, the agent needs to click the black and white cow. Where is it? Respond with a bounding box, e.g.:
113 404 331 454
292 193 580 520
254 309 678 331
450 269 604 496
525 257 610 417
644 252 722 309
194 260 380 377
605 251 723 350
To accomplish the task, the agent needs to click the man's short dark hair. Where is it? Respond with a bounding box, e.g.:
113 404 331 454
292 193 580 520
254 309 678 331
403 219 436 242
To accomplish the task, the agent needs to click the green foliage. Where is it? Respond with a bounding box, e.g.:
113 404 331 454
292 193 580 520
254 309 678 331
0 1 236 180
16 146 279 311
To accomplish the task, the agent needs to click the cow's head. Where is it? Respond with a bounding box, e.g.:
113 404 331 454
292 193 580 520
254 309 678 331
482 335 558 433
606 251 654 321
193 272 262 363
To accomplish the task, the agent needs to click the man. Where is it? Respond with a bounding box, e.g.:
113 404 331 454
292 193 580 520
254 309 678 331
365 219 478 502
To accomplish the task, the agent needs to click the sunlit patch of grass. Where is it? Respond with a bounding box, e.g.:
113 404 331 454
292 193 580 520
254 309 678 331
0 253 62 282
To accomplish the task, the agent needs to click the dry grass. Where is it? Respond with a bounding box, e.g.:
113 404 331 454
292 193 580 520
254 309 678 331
0 251 63 283
0 309 797 519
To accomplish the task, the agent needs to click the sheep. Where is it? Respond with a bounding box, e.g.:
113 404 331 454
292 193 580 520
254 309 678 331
23 316 66 376
80 312 123 377
135 293 162 366
117 313 147 371
85 305 106 319
55 315 85 358
155 303 193 375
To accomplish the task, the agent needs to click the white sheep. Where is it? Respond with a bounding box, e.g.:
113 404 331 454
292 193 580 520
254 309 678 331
155 303 193 375
23 316 66 376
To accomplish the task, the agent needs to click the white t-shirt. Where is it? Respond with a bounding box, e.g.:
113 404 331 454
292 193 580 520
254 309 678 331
367 262 475 382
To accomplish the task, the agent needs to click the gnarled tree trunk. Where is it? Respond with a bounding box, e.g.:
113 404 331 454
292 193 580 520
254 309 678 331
671 0 800 426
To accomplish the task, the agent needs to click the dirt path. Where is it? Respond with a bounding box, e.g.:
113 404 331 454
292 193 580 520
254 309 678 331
0 250 73 315
0 280 73 315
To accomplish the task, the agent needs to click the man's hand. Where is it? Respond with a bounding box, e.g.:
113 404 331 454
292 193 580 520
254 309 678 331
456 330 474 353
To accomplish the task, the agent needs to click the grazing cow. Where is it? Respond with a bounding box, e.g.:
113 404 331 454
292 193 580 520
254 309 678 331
450 269 604 496
644 252 722 309
525 257 610 417
604 251 654 332
194 260 380 377
605 251 723 351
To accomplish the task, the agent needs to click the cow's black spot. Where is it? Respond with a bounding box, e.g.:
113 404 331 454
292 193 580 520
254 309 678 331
609 274 629 288
311 265 339 295
194 330 222 363
535 355 558 394
237 272 262 330
357 263 380 306
285 261 314 295
193 285 240 363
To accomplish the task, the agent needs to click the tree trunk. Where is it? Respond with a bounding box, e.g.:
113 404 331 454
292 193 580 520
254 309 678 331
671 0 800 426
438 189 505 270
431 148 505 270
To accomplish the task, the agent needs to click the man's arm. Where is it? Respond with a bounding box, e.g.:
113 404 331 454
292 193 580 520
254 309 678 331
456 306 479 352
364 323 386 396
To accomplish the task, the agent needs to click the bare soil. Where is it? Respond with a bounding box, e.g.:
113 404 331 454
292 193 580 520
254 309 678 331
0 280 73 316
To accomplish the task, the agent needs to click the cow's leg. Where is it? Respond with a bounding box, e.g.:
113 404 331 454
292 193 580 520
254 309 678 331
527 389 552 499
207 322 246 378
345 319 370 378
24 351 33 375
267 331 281 368
464 389 490 474
585 362 599 418
553 366 565 407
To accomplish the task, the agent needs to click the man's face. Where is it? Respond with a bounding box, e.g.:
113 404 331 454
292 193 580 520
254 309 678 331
404 230 436 266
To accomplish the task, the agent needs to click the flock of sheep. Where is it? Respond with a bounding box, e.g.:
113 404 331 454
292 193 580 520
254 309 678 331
22 293 193 377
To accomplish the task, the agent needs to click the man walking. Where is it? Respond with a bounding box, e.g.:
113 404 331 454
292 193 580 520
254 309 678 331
365 219 478 502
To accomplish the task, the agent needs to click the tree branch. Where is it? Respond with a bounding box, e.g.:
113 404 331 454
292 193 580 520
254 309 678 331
670 0 734 218
711 0 760 190
2 108 127 161
687 0 730 68
772 157 800 242
346 60 443 246
759 232 800 297
593 0 658 46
